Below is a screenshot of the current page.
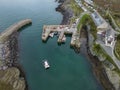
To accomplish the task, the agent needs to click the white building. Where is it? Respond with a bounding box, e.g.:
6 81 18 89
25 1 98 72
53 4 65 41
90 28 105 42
91 10 115 47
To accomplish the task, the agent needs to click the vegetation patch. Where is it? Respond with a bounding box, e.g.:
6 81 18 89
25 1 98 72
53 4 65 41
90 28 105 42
115 34 120 59
104 13 116 30
93 43 115 65
94 0 120 12
88 17 97 40
92 43 120 75
0 81 13 90
76 14 88 32
69 0 83 17
70 17 78 25
77 14 97 40
112 13 120 28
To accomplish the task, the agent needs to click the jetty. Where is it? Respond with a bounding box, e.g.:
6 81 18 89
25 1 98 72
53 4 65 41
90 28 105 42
0 19 32 70
42 25 81 48
0 19 32 42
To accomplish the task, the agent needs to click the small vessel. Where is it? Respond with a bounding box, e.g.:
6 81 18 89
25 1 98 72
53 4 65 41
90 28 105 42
43 60 50 69
62 35 66 42
49 32 54 38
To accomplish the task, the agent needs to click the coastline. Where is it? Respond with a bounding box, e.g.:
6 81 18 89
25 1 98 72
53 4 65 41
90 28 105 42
56 0 73 25
56 0 115 90
0 20 31 90
82 29 115 90
0 1 116 90
7 31 29 90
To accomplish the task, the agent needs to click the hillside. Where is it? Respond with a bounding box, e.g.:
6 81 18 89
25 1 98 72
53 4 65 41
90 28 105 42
94 0 120 12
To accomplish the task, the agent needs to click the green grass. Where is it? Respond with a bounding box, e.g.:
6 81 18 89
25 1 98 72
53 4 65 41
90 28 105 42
82 14 97 40
78 14 97 40
69 0 83 17
112 13 120 28
89 18 97 40
70 17 78 25
0 81 13 90
77 14 90 31
92 43 120 75
115 34 120 60
93 43 115 65
105 12 120 31
105 14 116 30
76 14 97 40
93 43 120 76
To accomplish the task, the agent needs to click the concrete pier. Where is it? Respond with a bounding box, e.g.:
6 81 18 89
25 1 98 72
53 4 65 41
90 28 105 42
42 25 69 41
42 25 81 47
0 19 32 42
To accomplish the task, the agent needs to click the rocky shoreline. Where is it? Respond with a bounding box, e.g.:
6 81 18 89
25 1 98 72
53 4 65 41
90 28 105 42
0 32 27 90
83 28 115 90
56 0 115 90
8 31 29 90
0 19 31 90
56 0 73 25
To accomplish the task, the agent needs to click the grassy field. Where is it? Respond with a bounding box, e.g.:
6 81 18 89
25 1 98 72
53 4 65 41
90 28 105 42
92 43 115 65
68 0 83 17
76 14 97 40
112 13 120 28
115 34 120 60
92 43 120 75
77 14 90 32
104 13 116 30
94 0 120 28
94 0 120 12
0 81 13 90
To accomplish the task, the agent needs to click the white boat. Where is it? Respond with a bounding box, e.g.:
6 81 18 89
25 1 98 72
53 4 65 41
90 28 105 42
62 35 66 42
49 32 54 38
43 60 50 69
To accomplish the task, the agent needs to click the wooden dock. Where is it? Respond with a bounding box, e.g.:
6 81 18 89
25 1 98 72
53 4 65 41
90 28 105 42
42 25 81 48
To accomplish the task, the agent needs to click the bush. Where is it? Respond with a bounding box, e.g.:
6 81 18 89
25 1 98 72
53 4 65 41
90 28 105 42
69 0 83 17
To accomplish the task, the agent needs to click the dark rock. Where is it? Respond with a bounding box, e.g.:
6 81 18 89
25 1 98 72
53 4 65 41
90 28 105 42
56 0 73 25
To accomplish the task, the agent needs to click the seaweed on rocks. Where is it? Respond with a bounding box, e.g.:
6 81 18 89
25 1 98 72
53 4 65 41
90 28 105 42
56 0 73 25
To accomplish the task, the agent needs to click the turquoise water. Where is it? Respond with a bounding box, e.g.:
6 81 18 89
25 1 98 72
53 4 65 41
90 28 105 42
0 0 103 90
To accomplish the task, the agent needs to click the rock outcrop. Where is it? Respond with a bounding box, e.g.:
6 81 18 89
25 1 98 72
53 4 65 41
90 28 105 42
0 67 25 90
56 0 73 25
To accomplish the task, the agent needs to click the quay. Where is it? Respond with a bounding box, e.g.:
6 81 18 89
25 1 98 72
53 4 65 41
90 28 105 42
42 25 81 48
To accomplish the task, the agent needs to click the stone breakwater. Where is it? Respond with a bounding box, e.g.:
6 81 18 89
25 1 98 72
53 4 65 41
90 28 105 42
0 19 32 90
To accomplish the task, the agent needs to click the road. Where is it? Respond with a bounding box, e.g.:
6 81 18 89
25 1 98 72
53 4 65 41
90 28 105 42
75 0 120 69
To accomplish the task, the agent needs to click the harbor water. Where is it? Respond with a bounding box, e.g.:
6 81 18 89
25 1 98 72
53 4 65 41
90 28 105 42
0 0 103 90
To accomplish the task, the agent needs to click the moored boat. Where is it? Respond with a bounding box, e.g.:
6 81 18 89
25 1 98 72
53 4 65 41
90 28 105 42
49 32 54 38
43 60 50 69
